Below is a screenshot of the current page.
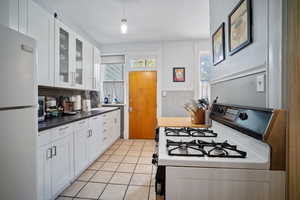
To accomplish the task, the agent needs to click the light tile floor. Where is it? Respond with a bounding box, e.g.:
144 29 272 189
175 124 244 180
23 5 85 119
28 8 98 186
58 139 163 200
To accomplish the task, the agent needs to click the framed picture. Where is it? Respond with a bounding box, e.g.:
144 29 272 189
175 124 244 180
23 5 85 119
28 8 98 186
212 23 225 66
228 0 252 55
173 67 185 82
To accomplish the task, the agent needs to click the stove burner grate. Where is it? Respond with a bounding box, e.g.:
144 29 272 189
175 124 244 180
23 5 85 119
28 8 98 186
166 139 206 157
187 128 218 137
165 127 218 137
165 127 190 137
166 139 247 158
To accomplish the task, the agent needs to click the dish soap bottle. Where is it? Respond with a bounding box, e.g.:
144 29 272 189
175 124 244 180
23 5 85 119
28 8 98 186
104 96 109 104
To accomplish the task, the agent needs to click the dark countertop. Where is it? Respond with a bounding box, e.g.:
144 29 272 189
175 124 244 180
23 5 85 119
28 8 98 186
38 107 120 132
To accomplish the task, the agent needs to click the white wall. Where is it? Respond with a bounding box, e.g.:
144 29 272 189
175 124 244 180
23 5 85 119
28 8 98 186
101 39 210 138
209 0 283 108
210 0 267 81
0 1 10 27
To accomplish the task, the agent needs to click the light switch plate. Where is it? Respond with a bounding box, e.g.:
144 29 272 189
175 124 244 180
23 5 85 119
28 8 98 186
162 91 167 97
256 75 265 92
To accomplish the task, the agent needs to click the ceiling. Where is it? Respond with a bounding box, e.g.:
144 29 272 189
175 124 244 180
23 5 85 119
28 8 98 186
33 0 210 44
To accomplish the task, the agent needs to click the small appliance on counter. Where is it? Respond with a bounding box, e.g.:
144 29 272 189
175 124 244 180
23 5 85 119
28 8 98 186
45 97 59 118
71 95 82 111
38 96 45 122
60 96 77 115
82 99 91 112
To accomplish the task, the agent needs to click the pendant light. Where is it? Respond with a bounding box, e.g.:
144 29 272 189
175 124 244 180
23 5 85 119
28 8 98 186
121 19 128 34
121 2 128 34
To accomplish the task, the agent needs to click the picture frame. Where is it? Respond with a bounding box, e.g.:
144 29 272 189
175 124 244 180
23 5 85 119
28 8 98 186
212 23 226 66
228 0 252 55
173 67 185 82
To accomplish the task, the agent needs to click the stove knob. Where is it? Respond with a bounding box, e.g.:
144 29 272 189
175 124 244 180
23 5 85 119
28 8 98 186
239 112 248 120
152 153 158 165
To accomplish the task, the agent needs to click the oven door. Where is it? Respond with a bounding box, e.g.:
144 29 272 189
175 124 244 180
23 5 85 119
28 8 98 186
153 127 165 196
155 165 165 196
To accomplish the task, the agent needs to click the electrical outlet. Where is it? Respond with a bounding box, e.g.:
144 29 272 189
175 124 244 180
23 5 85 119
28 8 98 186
256 75 265 92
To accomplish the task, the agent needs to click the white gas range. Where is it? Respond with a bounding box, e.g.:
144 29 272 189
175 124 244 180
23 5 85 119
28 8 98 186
153 104 286 200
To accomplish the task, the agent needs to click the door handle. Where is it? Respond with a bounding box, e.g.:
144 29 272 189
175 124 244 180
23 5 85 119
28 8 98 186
129 107 133 112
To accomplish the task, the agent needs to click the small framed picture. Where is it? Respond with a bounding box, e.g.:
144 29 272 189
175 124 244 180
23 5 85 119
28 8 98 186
228 0 252 55
173 67 185 82
212 23 226 66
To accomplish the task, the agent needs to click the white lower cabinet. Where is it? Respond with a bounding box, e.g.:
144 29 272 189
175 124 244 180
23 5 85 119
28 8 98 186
38 110 121 200
51 135 73 197
38 125 73 200
89 116 103 160
74 120 89 177
37 143 52 200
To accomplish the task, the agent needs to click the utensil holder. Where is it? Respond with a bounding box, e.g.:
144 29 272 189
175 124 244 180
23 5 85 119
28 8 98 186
191 108 205 124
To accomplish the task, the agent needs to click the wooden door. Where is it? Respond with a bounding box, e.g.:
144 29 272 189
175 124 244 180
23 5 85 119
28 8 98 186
287 0 300 199
129 71 157 139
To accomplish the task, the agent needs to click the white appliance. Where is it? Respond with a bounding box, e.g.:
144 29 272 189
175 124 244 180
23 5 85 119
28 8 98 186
153 104 286 200
0 25 38 200
82 99 91 112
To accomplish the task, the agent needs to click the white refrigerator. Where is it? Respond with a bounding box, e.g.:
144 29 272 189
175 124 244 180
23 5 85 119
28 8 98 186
0 24 38 200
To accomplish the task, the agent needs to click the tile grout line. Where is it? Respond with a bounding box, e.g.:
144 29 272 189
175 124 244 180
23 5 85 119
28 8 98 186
72 140 121 200
97 140 125 200
122 141 145 200
59 139 156 200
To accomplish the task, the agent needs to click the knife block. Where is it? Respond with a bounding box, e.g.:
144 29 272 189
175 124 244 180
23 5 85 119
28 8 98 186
191 108 205 124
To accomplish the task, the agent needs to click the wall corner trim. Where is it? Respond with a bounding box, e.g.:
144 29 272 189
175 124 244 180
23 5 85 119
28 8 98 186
210 64 266 85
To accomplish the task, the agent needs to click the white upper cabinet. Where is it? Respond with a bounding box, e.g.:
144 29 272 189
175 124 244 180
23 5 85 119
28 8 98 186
93 47 101 91
28 1 54 87
55 20 74 88
55 19 88 89
9 0 28 34
74 34 84 89
84 44 101 91
84 41 94 90
5 0 101 90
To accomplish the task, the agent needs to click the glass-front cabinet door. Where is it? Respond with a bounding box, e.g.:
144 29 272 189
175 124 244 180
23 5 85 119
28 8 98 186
75 38 84 88
55 20 73 88
59 28 69 84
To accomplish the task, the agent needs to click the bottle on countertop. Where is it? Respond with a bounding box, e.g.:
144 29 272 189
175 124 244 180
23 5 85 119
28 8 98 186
104 96 109 104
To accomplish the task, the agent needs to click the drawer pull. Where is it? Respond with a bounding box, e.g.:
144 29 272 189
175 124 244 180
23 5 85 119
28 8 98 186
46 148 52 160
52 146 57 157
